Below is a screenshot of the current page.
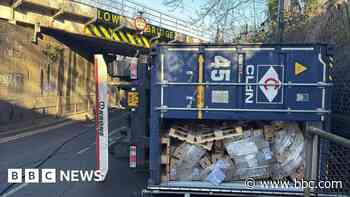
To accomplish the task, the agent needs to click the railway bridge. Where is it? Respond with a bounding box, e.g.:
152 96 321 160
0 0 209 56
0 0 209 125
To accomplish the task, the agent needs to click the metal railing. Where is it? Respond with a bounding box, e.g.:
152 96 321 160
305 122 350 196
72 0 211 41
318 138 350 195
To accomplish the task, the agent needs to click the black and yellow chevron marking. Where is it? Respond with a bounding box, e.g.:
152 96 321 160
84 24 151 48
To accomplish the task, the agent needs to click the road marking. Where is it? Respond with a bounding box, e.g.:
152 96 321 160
0 113 129 145
0 116 130 196
1 183 28 197
77 146 91 155
0 121 74 144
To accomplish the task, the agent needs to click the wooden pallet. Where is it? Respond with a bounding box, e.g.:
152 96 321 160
196 126 243 143
169 128 196 144
174 126 193 133
169 128 213 150
161 137 170 165
199 141 213 151
160 136 170 182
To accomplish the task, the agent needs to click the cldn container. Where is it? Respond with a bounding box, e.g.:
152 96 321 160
147 43 333 196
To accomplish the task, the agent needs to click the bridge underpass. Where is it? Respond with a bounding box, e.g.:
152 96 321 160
0 1 208 197
0 0 208 55
0 0 208 124
42 27 148 59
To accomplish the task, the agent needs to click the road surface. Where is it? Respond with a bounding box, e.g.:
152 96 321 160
0 111 148 197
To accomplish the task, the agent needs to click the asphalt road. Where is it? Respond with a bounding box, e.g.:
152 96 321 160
0 111 148 197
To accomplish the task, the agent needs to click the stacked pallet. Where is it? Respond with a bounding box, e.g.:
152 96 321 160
169 126 243 150
161 121 305 184
166 124 243 183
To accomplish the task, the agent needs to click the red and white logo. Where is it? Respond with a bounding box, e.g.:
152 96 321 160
94 55 109 181
259 66 281 102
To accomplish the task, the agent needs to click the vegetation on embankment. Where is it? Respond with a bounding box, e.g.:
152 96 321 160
269 0 350 114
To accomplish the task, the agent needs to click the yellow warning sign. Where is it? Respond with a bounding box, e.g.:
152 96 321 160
295 62 307 76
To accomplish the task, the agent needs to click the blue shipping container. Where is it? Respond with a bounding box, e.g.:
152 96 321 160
151 44 332 121
148 43 333 190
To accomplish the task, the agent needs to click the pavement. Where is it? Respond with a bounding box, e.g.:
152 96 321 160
0 110 148 197
0 112 89 137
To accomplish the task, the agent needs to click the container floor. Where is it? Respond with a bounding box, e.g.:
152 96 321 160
147 181 306 196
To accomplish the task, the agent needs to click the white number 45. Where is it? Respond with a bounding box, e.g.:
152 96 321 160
211 69 231 81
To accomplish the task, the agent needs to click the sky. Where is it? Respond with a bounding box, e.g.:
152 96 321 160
123 0 212 38
130 0 268 30
131 0 200 20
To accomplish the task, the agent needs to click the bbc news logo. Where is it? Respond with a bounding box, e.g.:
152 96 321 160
8 169 103 183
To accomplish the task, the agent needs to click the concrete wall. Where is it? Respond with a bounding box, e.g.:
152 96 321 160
0 20 95 125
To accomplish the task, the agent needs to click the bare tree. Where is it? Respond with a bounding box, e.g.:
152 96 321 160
163 0 268 41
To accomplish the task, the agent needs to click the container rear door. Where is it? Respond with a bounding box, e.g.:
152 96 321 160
239 48 326 120
203 48 238 119
158 46 329 121
284 50 324 112
161 47 199 119
240 49 285 115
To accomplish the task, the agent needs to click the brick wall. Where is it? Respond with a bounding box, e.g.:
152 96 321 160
0 20 95 125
